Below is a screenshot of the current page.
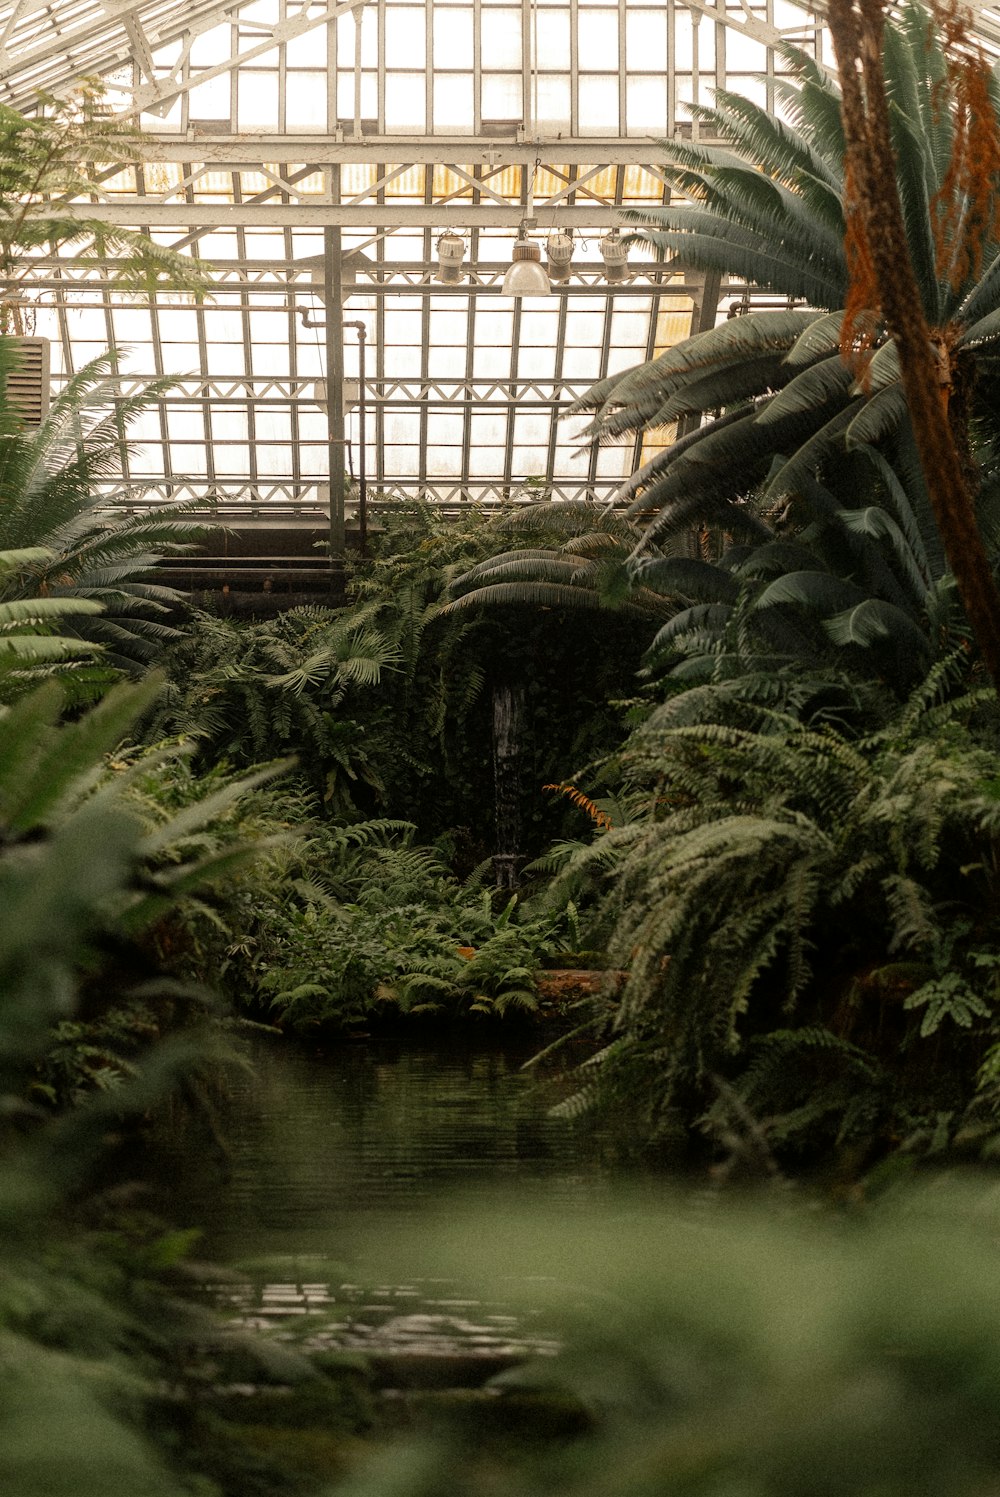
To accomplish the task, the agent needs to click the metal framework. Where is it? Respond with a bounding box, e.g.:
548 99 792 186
1 0 992 515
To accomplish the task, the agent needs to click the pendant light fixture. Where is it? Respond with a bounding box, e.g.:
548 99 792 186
601 227 628 283
546 230 573 283
435 231 466 283
502 221 551 296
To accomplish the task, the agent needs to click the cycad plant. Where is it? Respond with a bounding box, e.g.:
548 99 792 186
0 544 108 701
566 4 1000 674
0 343 208 673
576 4 1000 524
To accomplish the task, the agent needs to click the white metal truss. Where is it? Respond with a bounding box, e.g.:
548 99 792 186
4 0 994 515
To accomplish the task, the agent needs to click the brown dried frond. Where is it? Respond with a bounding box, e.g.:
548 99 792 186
840 160 880 379
928 0 1000 288
543 782 614 830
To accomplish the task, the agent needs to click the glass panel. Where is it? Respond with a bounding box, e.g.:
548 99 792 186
510 445 548 474
434 6 474 65
564 309 605 344
727 32 768 69
214 445 252 473
286 73 328 129
724 75 768 107
434 75 475 128
535 75 570 127
385 346 423 377
560 346 603 378
171 444 209 476
211 411 250 442
513 410 550 444
159 343 201 374
480 73 522 119
626 77 669 133
517 345 557 377
480 9 523 70
467 446 506 475
611 310 651 345
286 30 327 67
472 345 514 377
518 309 560 345
475 308 515 343
250 344 290 374
385 7 427 67
595 444 630 475
428 310 468 344
384 73 427 132
238 72 279 127
205 307 244 342
187 75 231 119
383 310 423 343
425 412 465 443
383 446 420 474
425 446 464 474
426 345 463 376
626 11 667 67
536 11 570 57
250 311 290 342
167 410 206 440
255 445 293 474
577 10 618 69
298 444 329 475
383 412 421 443
190 24 233 66
257 409 292 441
206 344 246 375
578 75 619 131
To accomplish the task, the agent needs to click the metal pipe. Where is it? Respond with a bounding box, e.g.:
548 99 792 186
344 319 367 555
323 223 347 561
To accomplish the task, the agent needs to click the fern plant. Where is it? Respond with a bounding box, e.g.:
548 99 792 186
143 606 400 814
565 660 1000 1160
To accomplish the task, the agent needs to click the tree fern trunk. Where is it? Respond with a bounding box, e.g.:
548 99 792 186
492 680 525 890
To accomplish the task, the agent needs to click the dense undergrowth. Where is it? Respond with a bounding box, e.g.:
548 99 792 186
12 8 1000 1489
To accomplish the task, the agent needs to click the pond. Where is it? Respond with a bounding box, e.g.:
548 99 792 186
167 1034 614 1374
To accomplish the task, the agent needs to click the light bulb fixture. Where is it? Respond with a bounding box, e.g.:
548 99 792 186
435 231 466 284
601 227 628 284
501 221 551 297
546 230 573 283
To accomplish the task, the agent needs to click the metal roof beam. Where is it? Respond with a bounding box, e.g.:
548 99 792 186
56 202 627 227
128 136 702 167
127 0 369 118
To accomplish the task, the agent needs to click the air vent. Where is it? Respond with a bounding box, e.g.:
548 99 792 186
6 338 50 425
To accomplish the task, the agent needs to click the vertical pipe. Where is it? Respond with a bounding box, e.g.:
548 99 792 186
357 323 367 555
324 222 346 560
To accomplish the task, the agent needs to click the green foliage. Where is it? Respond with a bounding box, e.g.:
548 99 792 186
149 505 648 862
0 341 209 674
573 3 1000 531
333 1187 1000 1497
0 544 108 701
548 663 1000 1161
0 83 211 333
232 811 577 1028
142 606 401 815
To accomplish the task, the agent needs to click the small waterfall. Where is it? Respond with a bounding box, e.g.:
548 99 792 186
492 681 525 890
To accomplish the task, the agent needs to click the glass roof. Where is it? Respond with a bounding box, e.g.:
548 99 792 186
2 0 995 515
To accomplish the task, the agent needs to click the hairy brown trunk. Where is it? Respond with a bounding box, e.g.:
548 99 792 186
827 0 1000 689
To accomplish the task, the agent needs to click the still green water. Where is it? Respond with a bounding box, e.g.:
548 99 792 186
173 1034 608 1266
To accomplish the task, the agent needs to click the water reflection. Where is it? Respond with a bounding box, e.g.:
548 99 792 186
173 1035 607 1264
